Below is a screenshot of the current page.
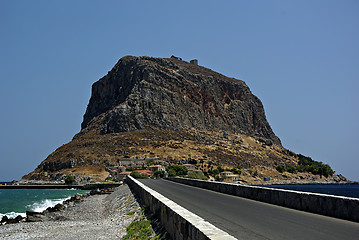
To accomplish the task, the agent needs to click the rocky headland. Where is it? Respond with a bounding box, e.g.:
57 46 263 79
22 55 350 184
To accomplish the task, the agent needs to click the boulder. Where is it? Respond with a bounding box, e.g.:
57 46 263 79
1 215 8 223
258 137 273 146
46 203 66 212
0 215 24 224
26 211 48 222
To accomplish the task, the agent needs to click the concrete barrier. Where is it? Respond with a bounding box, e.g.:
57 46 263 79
167 177 359 223
126 176 237 240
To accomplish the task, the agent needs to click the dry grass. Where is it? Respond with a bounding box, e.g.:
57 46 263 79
24 127 327 184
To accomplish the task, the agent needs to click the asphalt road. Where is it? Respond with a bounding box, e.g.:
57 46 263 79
139 179 359 240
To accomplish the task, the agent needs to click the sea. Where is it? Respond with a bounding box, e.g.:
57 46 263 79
264 184 359 198
0 182 89 219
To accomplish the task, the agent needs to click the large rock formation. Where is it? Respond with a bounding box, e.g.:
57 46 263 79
80 56 280 145
26 55 342 184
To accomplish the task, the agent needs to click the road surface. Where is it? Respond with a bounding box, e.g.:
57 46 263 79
138 179 359 240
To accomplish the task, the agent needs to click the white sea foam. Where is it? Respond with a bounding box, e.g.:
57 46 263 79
0 212 26 219
0 197 71 220
28 197 71 213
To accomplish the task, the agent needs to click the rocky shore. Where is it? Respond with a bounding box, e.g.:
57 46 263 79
0 184 143 239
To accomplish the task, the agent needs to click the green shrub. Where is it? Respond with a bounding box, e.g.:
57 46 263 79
153 170 164 178
188 159 197 164
167 169 176 177
287 150 296 157
187 172 209 180
130 171 149 179
146 159 154 166
123 220 153 240
126 211 136 216
64 175 75 184
276 153 334 178
105 176 113 181
297 154 334 177
215 175 226 181
276 165 285 173
167 165 188 176
286 166 297 174
276 165 296 174
230 168 241 175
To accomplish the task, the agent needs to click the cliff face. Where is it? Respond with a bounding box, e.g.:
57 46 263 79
24 56 299 183
81 56 280 145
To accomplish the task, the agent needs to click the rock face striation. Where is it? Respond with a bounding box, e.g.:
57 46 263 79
81 56 280 145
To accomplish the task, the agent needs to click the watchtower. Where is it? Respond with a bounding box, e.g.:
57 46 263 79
190 59 198 65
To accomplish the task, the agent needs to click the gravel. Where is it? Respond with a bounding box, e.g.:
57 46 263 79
0 184 142 240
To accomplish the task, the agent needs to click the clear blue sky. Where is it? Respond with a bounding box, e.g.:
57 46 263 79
0 0 358 181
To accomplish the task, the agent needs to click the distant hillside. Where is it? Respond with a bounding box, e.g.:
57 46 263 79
23 56 346 184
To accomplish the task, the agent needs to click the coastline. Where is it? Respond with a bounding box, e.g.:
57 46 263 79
258 181 358 186
249 177 357 186
258 182 359 199
0 184 142 239
0 182 122 190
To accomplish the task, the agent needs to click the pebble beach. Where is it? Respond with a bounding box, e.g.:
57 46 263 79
0 184 142 240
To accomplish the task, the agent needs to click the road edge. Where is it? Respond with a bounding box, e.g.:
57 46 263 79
126 176 237 240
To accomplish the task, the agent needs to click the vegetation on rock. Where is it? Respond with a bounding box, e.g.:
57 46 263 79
153 170 165 178
167 165 188 177
130 171 149 179
276 154 334 178
296 154 334 177
64 175 75 184
123 219 158 240
187 172 209 180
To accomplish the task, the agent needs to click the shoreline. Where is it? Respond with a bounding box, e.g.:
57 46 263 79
0 184 142 239
257 181 359 186
0 182 122 190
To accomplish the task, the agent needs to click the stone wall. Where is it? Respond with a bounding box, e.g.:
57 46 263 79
126 176 236 240
167 177 359 223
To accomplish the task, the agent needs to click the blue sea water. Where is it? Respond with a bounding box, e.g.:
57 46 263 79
0 188 89 219
264 184 359 198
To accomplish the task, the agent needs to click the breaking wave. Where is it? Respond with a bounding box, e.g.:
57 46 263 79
0 197 70 219
0 212 26 219
27 197 71 213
